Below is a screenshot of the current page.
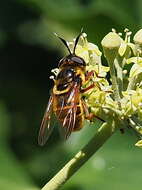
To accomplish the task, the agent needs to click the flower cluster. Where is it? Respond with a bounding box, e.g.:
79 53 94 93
73 29 142 147
51 29 142 147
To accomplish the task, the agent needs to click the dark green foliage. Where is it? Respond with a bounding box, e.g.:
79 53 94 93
0 0 142 189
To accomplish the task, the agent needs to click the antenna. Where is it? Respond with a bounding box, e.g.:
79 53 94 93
73 28 83 54
54 33 72 55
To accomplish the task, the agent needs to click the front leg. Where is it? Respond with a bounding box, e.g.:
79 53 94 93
85 70 94 81
85 70 104 81
82 70 104 93
82 70 112 94
81 71 98 93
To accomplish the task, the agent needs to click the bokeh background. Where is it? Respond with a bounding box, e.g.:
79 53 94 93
0 0 142 190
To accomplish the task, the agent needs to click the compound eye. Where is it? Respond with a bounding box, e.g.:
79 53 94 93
71 56 86 66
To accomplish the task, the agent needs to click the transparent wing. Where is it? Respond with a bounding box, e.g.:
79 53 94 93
58 82 79 139
38 95 54 146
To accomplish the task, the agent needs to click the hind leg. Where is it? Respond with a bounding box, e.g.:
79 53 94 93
82 100 104 122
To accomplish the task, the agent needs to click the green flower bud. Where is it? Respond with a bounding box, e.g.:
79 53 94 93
101 32 121 49
101 32 121 64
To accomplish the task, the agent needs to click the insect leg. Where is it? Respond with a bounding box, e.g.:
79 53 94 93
82 100 105 122
81 83 96 93
85 70 104 81
85 71 94 81
83 71 103 93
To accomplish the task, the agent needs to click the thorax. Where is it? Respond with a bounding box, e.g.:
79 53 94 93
53 66 85 95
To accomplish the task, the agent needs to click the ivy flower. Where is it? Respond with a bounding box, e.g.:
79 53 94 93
52 29 142 147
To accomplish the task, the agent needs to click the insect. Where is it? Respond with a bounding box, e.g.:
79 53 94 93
38 32 96 146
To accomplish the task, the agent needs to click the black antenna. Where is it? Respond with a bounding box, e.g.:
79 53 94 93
54 33 72 55
73 28 83 54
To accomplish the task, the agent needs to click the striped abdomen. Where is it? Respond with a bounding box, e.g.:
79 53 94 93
53 92 84 131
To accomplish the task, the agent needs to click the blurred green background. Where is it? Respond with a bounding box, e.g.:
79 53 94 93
0 0 142 189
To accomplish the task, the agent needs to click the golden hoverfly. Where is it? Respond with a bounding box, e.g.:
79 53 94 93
38 32 97 146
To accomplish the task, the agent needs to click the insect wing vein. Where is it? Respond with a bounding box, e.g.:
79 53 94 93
62 83 78 139
38 95 54 146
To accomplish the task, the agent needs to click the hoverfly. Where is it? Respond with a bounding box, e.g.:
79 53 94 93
38 32 97 146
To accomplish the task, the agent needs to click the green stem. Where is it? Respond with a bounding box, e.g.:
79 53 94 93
109 60 121 102
41 122 115 190
114 56 123 98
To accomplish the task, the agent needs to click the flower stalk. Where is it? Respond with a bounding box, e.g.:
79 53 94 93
101 32 121 102
41 122 115 190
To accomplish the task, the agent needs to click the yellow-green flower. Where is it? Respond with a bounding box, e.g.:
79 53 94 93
87 89 106 116
54 30 142 147
128 57 142 78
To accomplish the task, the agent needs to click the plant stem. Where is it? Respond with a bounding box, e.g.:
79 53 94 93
101 32 121 103
109 60 121 102
41 122 115 190
114 56 123 98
